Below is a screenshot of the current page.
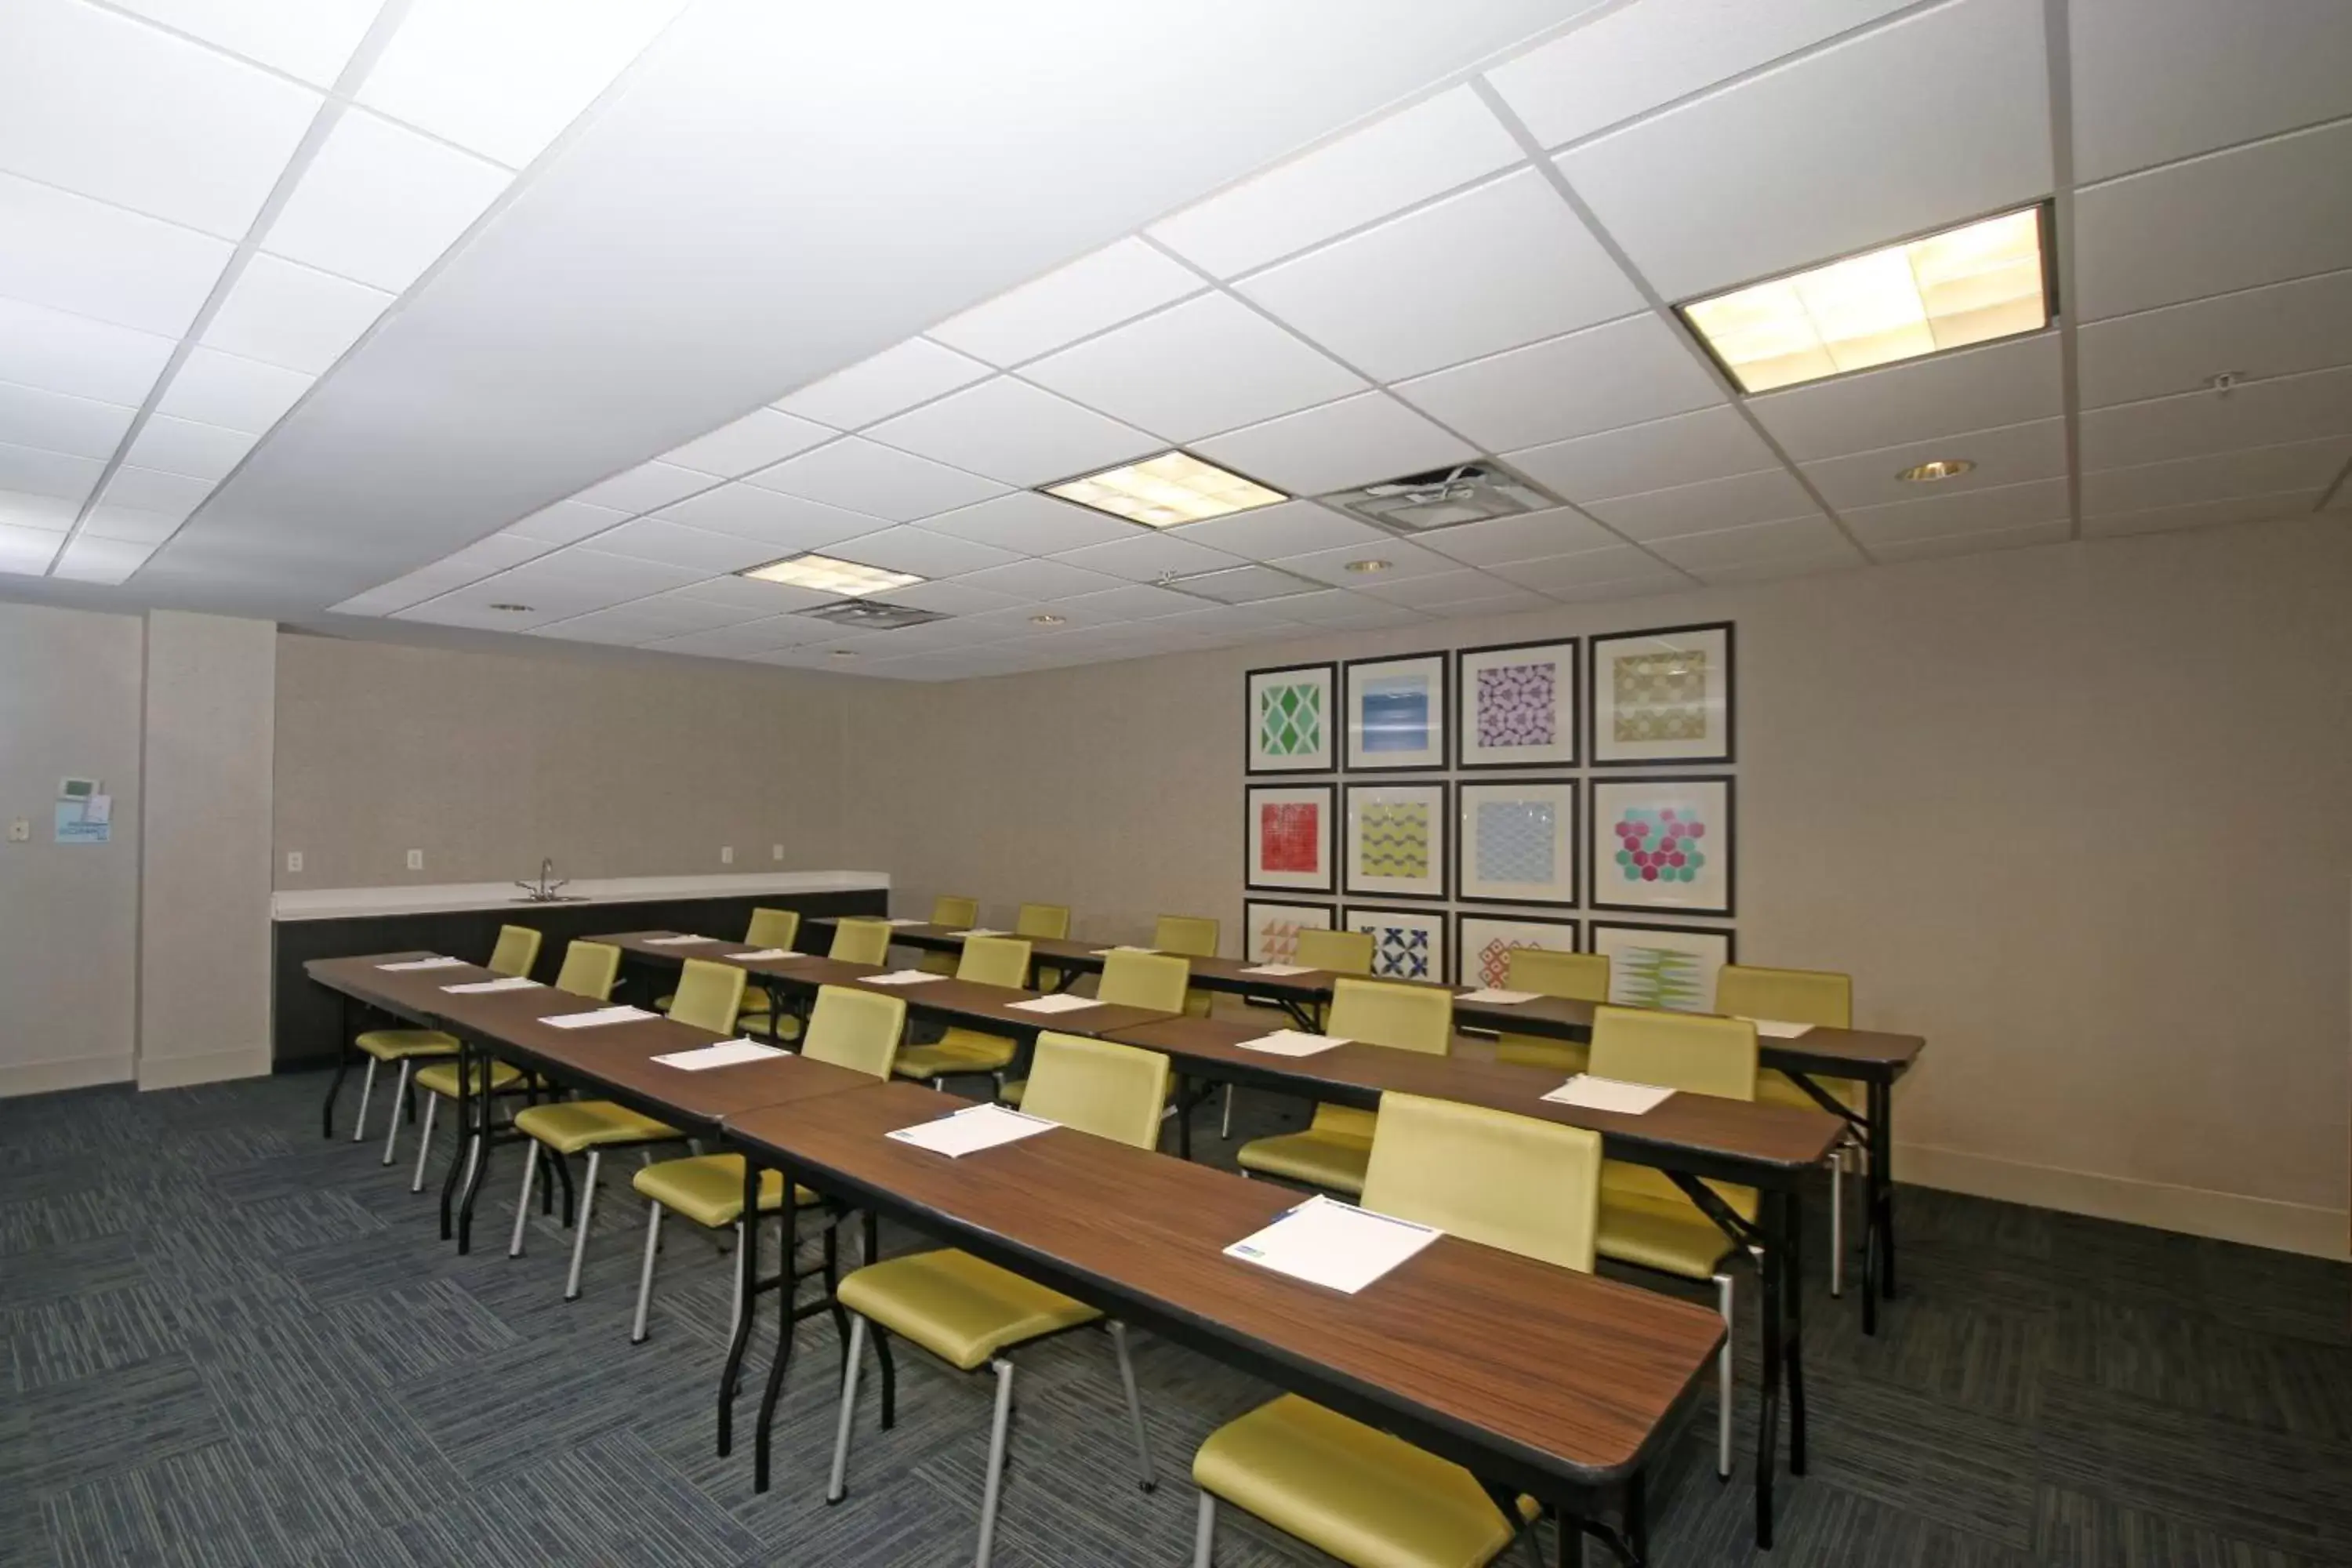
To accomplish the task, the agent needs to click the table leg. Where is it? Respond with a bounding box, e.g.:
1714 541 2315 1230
754 1168 800 1493
1785 1189 1807 1477
438 1037 467 1242
457 1052 493 1254
1754 1189 1784 1550
1869 1076 1896 1302
1175 1073 1192 1161
717 1153 760 1458
321 994 354 1138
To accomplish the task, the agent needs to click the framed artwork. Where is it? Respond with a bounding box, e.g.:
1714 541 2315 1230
1591 922 1734 1014
1589 622 1734 765
1245 784 1334 894
1455 637 1578 768
1589 776 1734 916
1455 913 1581 989
1247 662 1335 775
1343 781 1448 901
1456 779 1577 906
1342 651 1448 771
1245 901 1336 966
1345 906 1448 984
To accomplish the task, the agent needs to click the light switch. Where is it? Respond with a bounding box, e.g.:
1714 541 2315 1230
285 851 303 873
405 848 424 870
720 845 734 865
771 843 783 860
6 818 28 843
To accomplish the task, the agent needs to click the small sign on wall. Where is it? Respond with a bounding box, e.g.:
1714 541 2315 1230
55 776 111 844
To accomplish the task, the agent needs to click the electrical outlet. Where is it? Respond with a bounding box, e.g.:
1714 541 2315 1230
719 845 734 865
285 851 303 873
405 848 424 871
771 843 783 861
6 818 28 843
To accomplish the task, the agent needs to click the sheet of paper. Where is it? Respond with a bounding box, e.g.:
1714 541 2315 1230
883 918 925 926
858 970 946 986
1739 1017 1817 1039
885 1103 1058 1157
953 927 1009 937
441 976 543 993
1236 1029 1351 1057
1005 993 1101 1014
653 1039 789 1071
643 935 715 946
1456 987 1539 1004
1087 946 1158 956
1224 1195 1441 1294
378 956 465 971
1541 1074 1675 1115
1239 963 1314 977
726 949 794 961
540 1004 657 1029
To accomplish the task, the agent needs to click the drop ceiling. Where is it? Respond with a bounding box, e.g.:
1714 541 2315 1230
1 0 2347 682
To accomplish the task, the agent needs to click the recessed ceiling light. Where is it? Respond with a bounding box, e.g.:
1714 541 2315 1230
829 649 858 660
1896 458 1976 484
1029 612 1067 626
1678 204 2053 394
1044 450 1286 528
1344 558 1394 574
488 602 534 612
739 553 921 596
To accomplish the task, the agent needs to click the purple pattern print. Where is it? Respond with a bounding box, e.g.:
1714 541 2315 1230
1476 663 1555 749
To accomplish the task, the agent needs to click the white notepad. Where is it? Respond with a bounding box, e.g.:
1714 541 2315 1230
378 956 464 971
1456 987 1538 1005
858 970 946 986
540 1004 656 1029
1225 1195 1441 1294
1541 1075 1675 1114
727 949 794 961
1239 963 1314 977
654 1039 789 1071
886 1103 1057 1157
1005 993 1100 1014
1236 1029 1350 1057
955 927 1010 938
883 918 925 926
1088 946 1159 956
441 976 542 993
1740 1017 1817 1039
643 935 714 946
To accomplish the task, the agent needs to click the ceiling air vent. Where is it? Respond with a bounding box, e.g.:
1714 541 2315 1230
1326 462 1556 533
800 600 946 630
1160 562 1326 604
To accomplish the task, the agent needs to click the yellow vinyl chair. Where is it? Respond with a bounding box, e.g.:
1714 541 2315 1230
731 907 803 1037
1152 914 1221 1018
1222 925 1373 1139
1234 978 1452 1196
826 1033 1169 1567
368 924 543 1175
1588 1005 1759 1482
830 917 893 967
1000 949 1190 1106
919 895 983 976
1716 964 1859 1294
1016 902 1073 989
1193 1092 1600 1568
1491 949 1611 1074
626 985 907 1343
891 935 1032 1091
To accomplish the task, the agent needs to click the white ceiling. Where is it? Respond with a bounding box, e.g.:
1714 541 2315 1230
2 0 2348 682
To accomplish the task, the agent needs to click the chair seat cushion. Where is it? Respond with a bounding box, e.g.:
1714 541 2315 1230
1597 1189 1737 1279
631 1154 817 1228
413 1059 522 1098
736 1008 801 1041
653 993 676 1011
1195 1395 1534 1568
893 1029 1015 1081
1235 1128 1373 1196
837 1248 1097 1370
514 1101 677 1155
355 1029 458 1062
1493 1036 1587 1075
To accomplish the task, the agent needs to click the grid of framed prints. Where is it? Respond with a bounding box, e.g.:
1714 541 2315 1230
1245 783 1333 894
1589 622 1733 765
1591 921 1735 1013
1342 652 1448 771
1589 776 1733 916
1345 906 1448 983
1343 781 1447 901
1246 662 1335 775
1456 637 1577 768
1244 900 1335 966
1455 913 1580 989
1456 779 1576 906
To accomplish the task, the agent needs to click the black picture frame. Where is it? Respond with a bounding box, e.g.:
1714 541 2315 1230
1588 920 1738 1012
1588 620 1736 768
1453 912 1583 989
1341 779 1450 902
1341 649 1450 772
1341 905 1450 985
1454 777 1579 907
1453 636 1580 770
1243 782 1335 895
1588 775 1736 916
1241 900 1340 966
1244 660 1337 776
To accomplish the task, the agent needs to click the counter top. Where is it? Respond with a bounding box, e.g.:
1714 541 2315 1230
272 870 891 922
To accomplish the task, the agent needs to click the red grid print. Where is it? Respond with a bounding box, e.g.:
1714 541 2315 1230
1259 800 1321 873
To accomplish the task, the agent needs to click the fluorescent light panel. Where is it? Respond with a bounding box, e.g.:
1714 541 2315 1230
1044 450 1285 528
1679 205 2052 394
739 553 920 596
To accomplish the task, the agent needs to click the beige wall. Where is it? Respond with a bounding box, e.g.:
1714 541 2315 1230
843 517 2352 1258
271 634 858 888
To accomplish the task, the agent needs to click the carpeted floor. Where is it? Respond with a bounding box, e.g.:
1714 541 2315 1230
4 1065 2350 1567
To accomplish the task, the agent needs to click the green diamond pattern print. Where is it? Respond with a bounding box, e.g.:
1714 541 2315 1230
1258 683 1323 757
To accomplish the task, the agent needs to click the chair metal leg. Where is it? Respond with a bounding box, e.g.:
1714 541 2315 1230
1219 1084 1233 1140
630 1201 662 1344
508 1142 538 1258
729 1221 746 1344
351 1058 378 1143
564 1151 599 1301
381 1062 412 1166
1108 1322 1156 1493
1191 1492 1216 1568
975 1359 1016 1568
826 1312 868 1504
409 1093 438 1192
1715 1270 1736 1481
1830 1144 1847 1299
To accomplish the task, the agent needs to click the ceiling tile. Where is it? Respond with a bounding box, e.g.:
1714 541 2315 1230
1585 466 1822 540
950 558 1129 602
666 575 837 612
870 578 1024 616
2081 366 2352 472
0 296 174 408
1051 582 1203 621
1051 530 1243 584
359 0 691 169
1801 417 2068 510
1686 553 1867 587
748 437 1005 523
1023 292 1364 443
0 0 320 238
1645 515 1860 570
1871 517 2071 562
586 517 781 573
927 238 1203 366
154 347 314 434
573 459 710 515
1559 0 2051 299
1748 333 2064 460
2085 490 2324 539
833 524 1018 578
405 546 707 628
48 533 154 585
1191 392 1477 496
1268 535 1458 587
97 465 213 521
1840 475 2073 547
865 376 1157 487
640 619 825 657
108 0 383 87
2074 118 2352 321
434 533 549 575
662 407 833 477
0 171 232 337
2070 0 2352 182
525 607 679 644
0 383 137 461
1486 0 1913 149
1262 590 1428 630
1393 312 1721 452
1486 543 1691 593
331 561 479 615
1238 168 1642 380
0 488 82 533
554 590 754 633
772 338 989 430
653 483 878 550
262 109 510 292
920 491 1137 555
200 252 391 373
0 439 105 506
121 413 258 481
1420 587 1560 619
1504 405 1777 503
80 503 185 545
1348 565 1514 608
1149 85 1523 279
0 521 66 576
2080 437 2352 513
1163 499 1390 561
1415 506 1621 566
2078 268 2352 408
500 499 626 546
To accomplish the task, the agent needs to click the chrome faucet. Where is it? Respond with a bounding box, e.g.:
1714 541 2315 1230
514 858 571 902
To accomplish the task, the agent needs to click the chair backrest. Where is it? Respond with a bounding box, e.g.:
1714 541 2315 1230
930 894 980 929
1098 949 1191 1014
488 924 543 978
1715 964 1852 1029
1327 976 1451 1055
1507 948 1610 1004
553 940 620 1001
801 985 906 1078
744 907 800 950
956 935 1032 989
667 959 750 1034
1014 902 1071 940
829 917 892 965
1293 927 1374 974
1363 1093 1602 1272
1588 1006 1759 1099
1022 1033 1171 1151
1152 914 1219 958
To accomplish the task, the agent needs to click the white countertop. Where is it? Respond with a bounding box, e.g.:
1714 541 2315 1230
273 870 891 922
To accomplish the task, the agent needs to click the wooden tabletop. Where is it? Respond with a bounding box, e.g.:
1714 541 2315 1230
726 1080 1724 1494
306 952 504 1022
1446 992 1925 1077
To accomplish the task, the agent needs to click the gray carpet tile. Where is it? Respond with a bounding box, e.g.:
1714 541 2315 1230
3 1070 2350 1567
